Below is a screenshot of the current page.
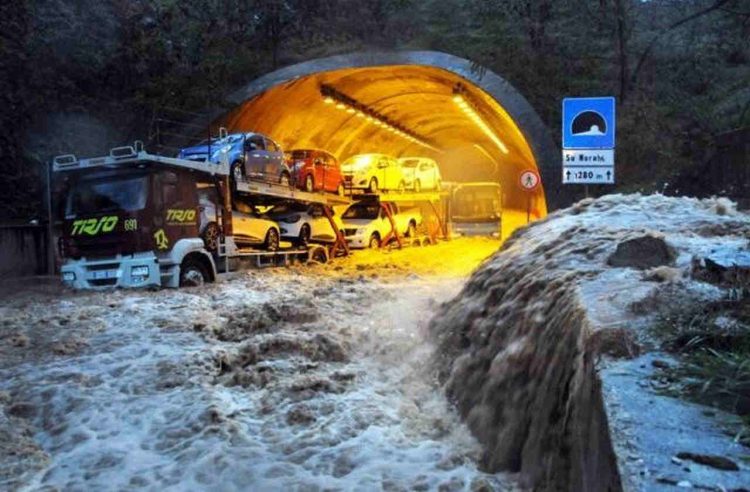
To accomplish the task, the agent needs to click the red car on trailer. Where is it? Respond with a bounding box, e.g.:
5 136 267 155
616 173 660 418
287 149 345 196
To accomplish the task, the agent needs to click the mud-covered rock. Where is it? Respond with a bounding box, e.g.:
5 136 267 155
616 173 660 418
607 235 675 269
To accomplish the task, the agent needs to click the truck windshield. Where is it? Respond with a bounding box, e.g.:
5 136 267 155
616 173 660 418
452 185 502 222
342 204 379 220
66 174 148 216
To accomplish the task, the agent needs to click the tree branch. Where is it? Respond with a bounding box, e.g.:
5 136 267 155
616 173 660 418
630 0 732 89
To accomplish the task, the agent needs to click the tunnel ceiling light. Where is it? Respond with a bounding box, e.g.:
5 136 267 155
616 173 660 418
320 84 442 153
452 84 509 155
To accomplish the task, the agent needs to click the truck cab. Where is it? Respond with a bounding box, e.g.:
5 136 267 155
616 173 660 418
55 147 228 289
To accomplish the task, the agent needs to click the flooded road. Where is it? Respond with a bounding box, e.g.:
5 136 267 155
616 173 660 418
1 239 514 491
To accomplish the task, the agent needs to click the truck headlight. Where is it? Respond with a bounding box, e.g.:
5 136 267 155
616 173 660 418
131 265 150 281
62 271 76 282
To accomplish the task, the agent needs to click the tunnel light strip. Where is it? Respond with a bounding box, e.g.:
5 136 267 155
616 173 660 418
320 84 442 153
452 85 509 155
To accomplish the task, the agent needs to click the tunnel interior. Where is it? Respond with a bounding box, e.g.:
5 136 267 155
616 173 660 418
218 61 549 220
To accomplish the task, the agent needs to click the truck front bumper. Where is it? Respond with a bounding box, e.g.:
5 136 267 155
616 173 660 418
61 252 162 289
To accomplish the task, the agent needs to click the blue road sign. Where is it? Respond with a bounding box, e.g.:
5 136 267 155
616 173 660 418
562 97 616 149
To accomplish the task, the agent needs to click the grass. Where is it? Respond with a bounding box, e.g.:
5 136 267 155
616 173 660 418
652 297 750 445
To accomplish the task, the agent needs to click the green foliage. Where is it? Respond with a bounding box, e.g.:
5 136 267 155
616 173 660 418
653 297 750 442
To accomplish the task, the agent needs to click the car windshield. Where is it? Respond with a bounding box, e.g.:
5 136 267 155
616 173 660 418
291 150 312 159
452 185 502 222
400 159 420 168
342 204 379 220
66 173 148 216
342 155 375 168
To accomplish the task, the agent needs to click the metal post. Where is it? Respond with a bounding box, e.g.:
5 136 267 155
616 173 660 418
526 194 531 224
45 160 55 275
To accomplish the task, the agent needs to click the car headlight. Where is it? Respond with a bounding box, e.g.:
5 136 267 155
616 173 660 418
62 271 76 282
357 228 367 235
131 265 150 280
282 215 301 224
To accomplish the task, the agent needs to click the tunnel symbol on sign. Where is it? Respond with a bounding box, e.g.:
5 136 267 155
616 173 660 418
571 111 607 136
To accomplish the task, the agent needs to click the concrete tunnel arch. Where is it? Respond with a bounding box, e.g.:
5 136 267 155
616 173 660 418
213 51 562 216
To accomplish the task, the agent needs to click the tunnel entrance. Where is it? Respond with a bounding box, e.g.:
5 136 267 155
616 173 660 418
215 51 560 224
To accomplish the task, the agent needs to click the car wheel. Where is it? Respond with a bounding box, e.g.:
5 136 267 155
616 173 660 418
407 221 417 238
279 172 291 187
368 178 378 193
398 180 406 192
179 258 207 287
414 179 421 193
369 233 380 249
337 183 345 196
298 223 311 246
264 228 280 251
201 222 221 253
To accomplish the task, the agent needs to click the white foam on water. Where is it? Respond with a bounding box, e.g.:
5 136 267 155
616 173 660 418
3 274 512 491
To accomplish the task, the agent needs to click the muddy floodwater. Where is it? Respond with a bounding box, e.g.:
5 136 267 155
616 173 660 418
0 239 515 491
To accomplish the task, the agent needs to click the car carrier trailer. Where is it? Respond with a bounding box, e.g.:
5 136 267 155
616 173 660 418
53 143 348 289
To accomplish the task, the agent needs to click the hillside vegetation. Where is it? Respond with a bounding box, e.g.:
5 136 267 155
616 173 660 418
1 0 748 218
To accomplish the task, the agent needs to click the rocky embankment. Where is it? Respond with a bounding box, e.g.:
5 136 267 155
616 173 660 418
429 194 750 491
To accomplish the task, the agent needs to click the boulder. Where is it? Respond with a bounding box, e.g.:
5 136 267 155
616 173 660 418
608 235 675 269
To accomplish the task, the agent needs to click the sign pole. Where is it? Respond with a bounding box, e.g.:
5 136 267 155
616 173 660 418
526 194 531 223
519 169 540 224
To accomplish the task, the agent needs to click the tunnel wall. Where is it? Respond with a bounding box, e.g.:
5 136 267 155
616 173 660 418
222 51 570 210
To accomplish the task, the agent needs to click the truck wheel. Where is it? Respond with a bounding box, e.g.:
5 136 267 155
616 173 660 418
265 228 280 251
298 224 311 245
304 175 314 192
368 178 378 193
179 258 208 287
407 221 417 238
201 222 221 252
414 179 421 192
369 233 380 249
279 172 291 187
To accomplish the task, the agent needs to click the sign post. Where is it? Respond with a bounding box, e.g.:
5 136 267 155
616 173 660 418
562 97 616 186
519 169 540 223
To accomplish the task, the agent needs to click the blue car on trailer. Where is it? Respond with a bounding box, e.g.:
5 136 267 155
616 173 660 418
177 131 290 187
